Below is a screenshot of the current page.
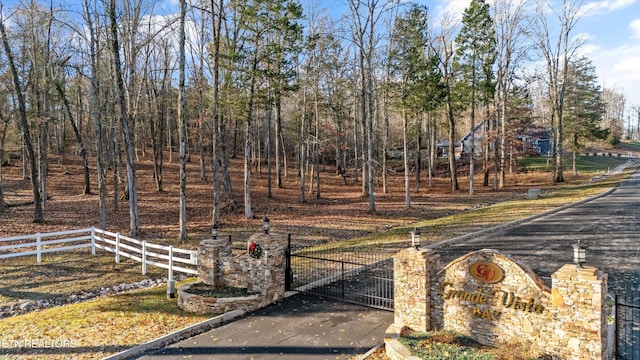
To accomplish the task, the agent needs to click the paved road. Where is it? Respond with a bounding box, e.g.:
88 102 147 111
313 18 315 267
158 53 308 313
135 292 393 360
434 168 640 291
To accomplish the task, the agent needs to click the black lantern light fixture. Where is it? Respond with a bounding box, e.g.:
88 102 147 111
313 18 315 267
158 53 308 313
411 228 421 249
572 240 586 267
263 217 270 234
211 224 219 240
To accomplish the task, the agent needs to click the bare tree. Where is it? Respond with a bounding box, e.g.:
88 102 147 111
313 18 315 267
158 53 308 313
533 0 585 184
0 8 44 223
108 0 140 235
209 0 223 227
346 0 394 213
432 16 460 192
80 0 107 229
493 0 531 189
52 76 91 195
177 0 188 239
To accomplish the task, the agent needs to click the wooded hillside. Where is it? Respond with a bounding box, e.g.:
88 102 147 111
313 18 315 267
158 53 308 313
0 0 629 239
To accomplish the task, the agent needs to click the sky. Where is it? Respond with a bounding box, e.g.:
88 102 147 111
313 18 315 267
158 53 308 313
322 0 640 119
1 0 639 118
436 0 640 119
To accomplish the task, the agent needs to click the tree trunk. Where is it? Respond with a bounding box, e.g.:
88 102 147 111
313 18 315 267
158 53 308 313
299 84 307 203
469 71 476 196
447 100 459 192
177 0 188 240
211 0 223 227
0 15 43 223
53 81 91 195
243 51 258 220
428 113 435 188
267 102 273 198
483 110 490 187
0 113 8 212
109 0 140 236
499 89 507 189
415 123 422 193
402 107 410 208
275 96 283 189
313 85 321 199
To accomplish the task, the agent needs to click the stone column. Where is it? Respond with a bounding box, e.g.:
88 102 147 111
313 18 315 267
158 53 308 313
393 248 440 332
246 233 287 303
550 264 609 360
197 239 232 287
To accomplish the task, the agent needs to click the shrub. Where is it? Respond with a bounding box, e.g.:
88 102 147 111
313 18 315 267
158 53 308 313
607 134 620 146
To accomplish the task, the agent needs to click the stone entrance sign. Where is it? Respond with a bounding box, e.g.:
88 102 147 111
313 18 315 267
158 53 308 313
390 248 614 359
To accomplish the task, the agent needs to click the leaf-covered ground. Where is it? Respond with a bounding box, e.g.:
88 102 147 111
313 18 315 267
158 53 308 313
0 155 570 245
0 152 634 359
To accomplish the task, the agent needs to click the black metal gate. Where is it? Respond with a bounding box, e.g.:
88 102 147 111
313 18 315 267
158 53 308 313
616 285 640 359
285 237 395 311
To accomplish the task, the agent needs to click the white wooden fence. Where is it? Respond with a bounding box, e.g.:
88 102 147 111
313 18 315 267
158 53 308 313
0 227 198 283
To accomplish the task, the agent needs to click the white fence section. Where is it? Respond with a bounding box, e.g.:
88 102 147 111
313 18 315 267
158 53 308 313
0 227 198 281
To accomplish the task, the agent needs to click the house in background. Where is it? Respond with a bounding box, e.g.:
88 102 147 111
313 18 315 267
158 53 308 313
436 141 462 159
436 123 552 159
516 130 552 156
460 122 487 157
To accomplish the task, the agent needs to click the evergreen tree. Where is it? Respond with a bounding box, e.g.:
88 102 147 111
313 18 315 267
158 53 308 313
454 0 496 195
564 56 606 175
390 4 444 207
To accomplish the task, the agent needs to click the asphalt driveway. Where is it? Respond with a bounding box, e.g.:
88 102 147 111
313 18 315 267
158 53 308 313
432 168 640 291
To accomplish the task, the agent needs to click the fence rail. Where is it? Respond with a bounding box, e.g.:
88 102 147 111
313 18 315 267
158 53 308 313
0 227 198 282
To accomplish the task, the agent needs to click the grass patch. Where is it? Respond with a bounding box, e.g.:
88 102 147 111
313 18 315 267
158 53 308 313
289 163 635 255
518 154 629 172
398 330 549 360
0 252 166 308
0 278 210 359
398 330 494 359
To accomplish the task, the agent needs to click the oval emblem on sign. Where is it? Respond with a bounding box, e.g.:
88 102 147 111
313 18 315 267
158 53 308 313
469 261 504 283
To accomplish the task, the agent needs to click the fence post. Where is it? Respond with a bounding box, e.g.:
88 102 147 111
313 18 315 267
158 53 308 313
285 234 292 291
614 293 619 359
91 227 96 255
167 246 175 299
115 233 121 263
142 241 147 275
36 233 42 263
168 246 174 282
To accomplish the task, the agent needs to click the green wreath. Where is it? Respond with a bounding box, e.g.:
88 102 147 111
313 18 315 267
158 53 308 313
248 241 263 259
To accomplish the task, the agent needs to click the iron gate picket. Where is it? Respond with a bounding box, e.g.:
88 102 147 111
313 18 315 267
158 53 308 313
285 238 395 311
615 285 640 359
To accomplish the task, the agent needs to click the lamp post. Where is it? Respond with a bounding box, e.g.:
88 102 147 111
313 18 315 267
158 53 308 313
411 228 421 249
211 224 219 240
572 240 586 267
263 217 270 234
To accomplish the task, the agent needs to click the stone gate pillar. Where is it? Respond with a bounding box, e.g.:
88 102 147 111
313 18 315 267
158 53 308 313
550 264 610 359
197 238 232 287
393 248 440 332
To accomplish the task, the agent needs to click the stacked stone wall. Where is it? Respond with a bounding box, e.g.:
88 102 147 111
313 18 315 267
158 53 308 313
391 248 612 360
179 233 287 314
221 233 287 302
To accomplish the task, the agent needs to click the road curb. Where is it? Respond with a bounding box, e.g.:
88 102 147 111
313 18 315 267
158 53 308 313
101 309 246 360
102 291 301 360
